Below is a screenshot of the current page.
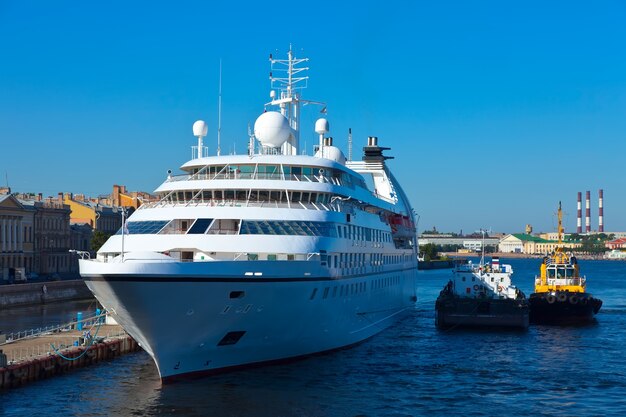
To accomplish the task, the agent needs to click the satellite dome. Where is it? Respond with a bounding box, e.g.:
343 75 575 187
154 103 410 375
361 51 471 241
254 111 292 148
315 118 329 135
314 146 346 165
193 120 208 137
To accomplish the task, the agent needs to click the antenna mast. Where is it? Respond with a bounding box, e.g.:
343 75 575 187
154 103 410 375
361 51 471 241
348 128 353 161
268 46 310 155
217 59 222 156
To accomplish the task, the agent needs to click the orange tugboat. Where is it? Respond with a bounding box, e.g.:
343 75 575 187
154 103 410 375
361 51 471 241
528 202 602 324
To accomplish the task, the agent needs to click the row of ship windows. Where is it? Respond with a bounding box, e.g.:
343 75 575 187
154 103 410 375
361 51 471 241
117 219 393 242
461 276 505 283
187 164 367 189
325 253 412 268
161 190 334 205
310 275 402 300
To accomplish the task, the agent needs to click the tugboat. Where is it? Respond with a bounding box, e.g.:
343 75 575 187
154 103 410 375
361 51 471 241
529 203 602 324
435 242 529 329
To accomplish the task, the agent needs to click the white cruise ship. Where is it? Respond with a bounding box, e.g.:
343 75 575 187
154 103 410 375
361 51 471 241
79 48 419 382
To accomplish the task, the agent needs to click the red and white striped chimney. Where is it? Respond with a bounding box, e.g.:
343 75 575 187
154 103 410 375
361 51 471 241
599 189 604 233
585 190 591 233
577 192 582 233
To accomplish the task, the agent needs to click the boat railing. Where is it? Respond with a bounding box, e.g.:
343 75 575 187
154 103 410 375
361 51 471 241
534 276 586 287
137 199 346 212
166 172 343 185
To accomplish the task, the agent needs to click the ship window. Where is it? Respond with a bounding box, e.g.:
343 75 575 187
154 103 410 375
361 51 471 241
267 254 277 261
310 288 318 300
323 287 329 299
116 220 169 235
247 253 258 261
217 331 246 346
188 218 213 234
229 291 245 299
292 166 302 176
462 277 466 281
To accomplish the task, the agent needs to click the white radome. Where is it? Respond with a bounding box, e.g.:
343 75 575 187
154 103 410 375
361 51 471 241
254 111 292 148
315 118 329 135
193 120 208 137
315 145 346 164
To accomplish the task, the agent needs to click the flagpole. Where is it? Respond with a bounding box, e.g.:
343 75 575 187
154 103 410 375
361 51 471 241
121 208 126 262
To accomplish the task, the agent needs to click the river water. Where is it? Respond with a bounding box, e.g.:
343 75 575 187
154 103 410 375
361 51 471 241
2 258 626 416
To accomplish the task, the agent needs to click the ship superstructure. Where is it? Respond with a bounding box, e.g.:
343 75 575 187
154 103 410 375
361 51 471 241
79 47 418 381
529 202 602 324
435 254 528 329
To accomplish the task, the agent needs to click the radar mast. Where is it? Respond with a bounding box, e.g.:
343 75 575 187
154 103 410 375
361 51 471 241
267 45 325 155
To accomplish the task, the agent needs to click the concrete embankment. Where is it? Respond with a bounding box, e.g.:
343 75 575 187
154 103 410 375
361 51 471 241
0 324 141 389
0 280 93 309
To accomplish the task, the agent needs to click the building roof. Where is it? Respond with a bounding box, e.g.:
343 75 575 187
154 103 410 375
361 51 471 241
511 233 553 243
608 238 626 245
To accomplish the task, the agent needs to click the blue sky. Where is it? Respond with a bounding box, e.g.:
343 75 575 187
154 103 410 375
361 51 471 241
1 1 625 233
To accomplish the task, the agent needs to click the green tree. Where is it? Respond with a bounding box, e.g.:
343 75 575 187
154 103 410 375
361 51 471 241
420 243 439 261
91 230 111 253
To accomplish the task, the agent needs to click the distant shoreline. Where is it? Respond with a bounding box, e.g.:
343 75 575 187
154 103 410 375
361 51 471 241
440 252 618 261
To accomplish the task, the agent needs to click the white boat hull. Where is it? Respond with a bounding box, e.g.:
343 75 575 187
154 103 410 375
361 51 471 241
81 259 417 381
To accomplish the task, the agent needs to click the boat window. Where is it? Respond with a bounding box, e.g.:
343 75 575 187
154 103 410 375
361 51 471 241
247 253 258 260
188 218 213 234
116 220 169 235
556 268 566 278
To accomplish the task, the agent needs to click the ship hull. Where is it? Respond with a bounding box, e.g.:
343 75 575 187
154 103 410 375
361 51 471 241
80 260 417 381
435 295 529 329
529 291 602 324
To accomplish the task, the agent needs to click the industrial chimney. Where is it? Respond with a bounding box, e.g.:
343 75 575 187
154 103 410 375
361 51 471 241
585 191 591 233
577 192 582 233
599 189 604 233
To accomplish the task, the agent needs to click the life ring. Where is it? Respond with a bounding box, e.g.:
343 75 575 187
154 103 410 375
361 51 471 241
569 296 579 305
557 293 568 302
546 295 556 304
473 285 479 291
497 285 504 292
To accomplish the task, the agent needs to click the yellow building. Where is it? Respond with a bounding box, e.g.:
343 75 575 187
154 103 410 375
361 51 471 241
63 193 122 236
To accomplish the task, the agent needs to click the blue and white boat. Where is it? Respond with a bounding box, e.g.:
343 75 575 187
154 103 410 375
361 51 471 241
79 47 419 382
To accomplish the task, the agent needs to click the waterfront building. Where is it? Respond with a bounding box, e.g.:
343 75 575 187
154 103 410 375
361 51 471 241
69 223 93 273
606 238 626 250
0 194 34 281
63 193 122 235
418 235 500 251
498 233 581 254
30 197 72 277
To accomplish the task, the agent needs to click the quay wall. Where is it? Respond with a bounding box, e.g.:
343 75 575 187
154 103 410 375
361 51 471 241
0 335 140 389
0 280 93 309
